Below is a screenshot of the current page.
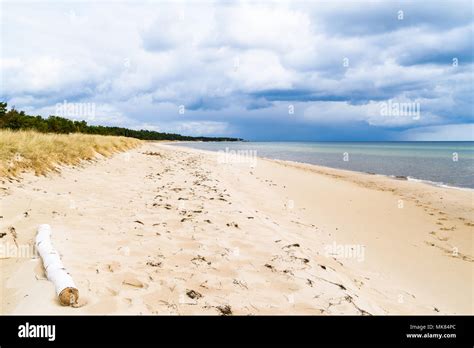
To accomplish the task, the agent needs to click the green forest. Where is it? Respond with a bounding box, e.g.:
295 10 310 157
0 102 242 141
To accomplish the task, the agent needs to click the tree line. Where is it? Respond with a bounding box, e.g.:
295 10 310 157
0 102 242 142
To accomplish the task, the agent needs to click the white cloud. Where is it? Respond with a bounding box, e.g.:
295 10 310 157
1 0 472 139
401 124 474 141
229 50 294 91
170 121 231 136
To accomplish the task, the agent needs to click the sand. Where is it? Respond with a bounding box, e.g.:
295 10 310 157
0 142 472 315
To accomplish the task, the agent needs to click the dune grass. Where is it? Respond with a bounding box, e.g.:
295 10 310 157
0 130 142 177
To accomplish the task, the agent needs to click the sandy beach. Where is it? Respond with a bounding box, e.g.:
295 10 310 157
0 142 472 315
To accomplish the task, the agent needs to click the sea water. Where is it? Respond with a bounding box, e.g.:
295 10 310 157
176 142 474 189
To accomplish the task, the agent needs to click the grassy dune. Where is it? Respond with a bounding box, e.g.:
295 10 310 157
0 130 142 177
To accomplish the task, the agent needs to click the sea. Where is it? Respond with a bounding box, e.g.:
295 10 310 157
175 141 474 190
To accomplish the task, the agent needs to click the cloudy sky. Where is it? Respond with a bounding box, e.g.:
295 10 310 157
1 0 473 140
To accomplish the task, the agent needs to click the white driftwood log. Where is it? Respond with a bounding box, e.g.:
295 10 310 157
36 224 79 306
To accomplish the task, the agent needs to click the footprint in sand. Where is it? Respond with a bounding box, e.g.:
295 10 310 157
106 261 121 272
429 231 449 242
122 273 148 289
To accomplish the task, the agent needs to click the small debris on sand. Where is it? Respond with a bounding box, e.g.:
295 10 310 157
146 261 162 267
186 289 202 300
191 255 211 266
216 305 232 315
283 243 300 249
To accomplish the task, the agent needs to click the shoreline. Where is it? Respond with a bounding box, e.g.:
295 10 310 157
168 141 474 192
166 142 474 192
1 142 473 315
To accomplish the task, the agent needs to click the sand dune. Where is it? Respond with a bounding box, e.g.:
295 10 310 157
0 142 472 315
